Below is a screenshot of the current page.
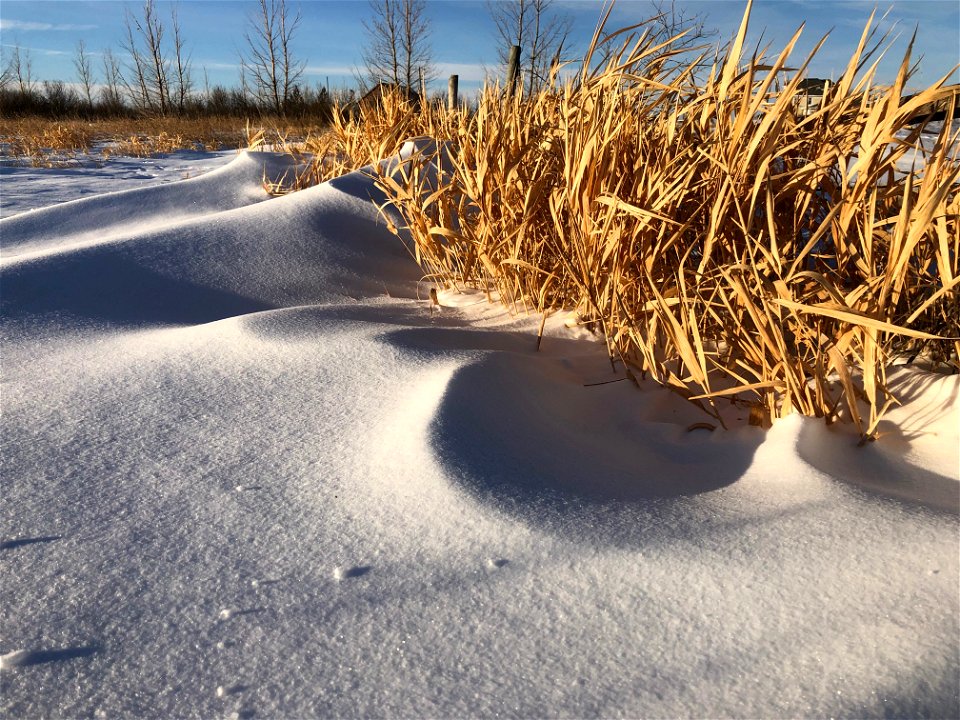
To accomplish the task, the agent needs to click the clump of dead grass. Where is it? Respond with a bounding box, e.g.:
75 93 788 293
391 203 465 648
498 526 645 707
1 122 94 166
98 2 946 439
363 0 958 439
263 92 459 194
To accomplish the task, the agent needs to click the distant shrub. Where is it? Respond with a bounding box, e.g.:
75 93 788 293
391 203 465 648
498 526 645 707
0 83 333 123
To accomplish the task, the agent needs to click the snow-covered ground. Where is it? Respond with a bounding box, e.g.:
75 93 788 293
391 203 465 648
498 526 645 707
1 149 957 719
893 119 960 175
0 150 239 219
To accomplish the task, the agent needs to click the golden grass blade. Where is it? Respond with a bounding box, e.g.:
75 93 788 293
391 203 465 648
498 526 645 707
773 300 946 340
265 5 959 438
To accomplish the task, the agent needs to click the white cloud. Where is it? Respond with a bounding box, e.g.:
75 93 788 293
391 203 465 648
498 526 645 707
0 42 70 56
200 61 244 71
0 19 97 32
303 64 358 77
434 62 489 83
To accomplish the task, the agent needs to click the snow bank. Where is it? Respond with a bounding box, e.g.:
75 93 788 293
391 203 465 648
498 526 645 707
0 149 240 220
1 152 956 718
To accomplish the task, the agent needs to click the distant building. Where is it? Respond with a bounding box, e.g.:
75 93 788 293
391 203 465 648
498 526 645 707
901 84 960 124
795 77 831 117
354 82 422 114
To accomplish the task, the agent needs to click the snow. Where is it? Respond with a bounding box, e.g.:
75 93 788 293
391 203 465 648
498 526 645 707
892 118 960 175
1 149 958 718
0 149 239 220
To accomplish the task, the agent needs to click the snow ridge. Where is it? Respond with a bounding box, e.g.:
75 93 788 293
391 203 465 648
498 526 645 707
1 151 957 719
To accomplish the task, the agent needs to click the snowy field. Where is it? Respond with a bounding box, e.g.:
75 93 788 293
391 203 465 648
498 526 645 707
1 148 958 718
0 150 239 220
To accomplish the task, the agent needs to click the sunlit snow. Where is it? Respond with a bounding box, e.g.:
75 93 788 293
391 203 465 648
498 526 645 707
1 147 957 718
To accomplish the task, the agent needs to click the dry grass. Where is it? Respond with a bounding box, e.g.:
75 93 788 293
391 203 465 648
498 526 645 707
0 116 327 166
263 95 460 193
14 1 953 439
341 1 957 439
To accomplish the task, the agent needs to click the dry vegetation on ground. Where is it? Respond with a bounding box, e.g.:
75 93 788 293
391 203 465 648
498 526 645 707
4 2 956 439
286 2 958 438
0 116 327 166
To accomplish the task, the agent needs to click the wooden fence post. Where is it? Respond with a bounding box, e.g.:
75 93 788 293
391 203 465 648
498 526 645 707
506 45 521 98
448 74 459 111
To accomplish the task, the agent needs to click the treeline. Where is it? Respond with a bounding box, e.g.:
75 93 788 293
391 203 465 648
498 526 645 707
0 0 345 121
0 81 344 121
1 0 715 121
0 0 592 122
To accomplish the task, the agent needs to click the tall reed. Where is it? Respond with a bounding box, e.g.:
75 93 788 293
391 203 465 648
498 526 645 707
305 1 960 438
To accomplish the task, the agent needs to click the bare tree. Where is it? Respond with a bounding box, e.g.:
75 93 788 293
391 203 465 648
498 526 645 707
73 40 96 108
362 0 400 90
122 18 151 110
100 48 126 112
488 0 572 95
644 0 718 77
241 0 306 115
362 0 434 93
170 4 193 113
122 0 170 113
7 45 35 94
120 1 195 115
0 47 16 91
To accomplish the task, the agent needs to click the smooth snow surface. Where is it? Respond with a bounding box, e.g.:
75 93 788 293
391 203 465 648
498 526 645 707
0 150 239 220
1 151 958 719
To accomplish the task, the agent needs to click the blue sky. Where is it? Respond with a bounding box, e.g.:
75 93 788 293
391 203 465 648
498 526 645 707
1 0 958 95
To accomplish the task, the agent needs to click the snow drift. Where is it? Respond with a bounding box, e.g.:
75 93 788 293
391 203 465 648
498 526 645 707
1 151 957 718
